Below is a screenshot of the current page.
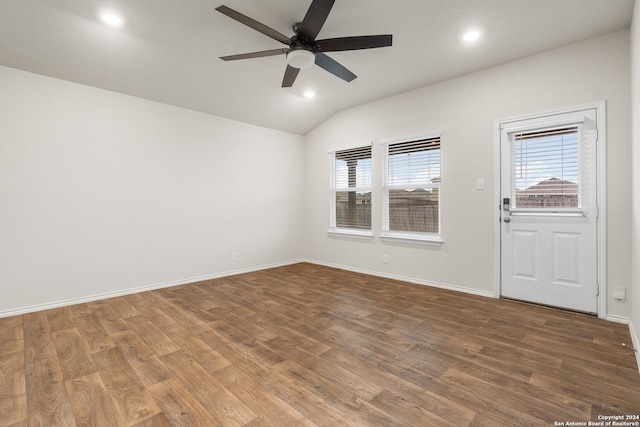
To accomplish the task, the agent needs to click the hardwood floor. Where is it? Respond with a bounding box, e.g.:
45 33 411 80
1 262 639 426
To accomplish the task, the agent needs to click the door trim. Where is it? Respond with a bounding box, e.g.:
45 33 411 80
493 101 607 318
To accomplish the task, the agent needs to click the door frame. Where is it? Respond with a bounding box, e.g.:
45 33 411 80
493 101 607 318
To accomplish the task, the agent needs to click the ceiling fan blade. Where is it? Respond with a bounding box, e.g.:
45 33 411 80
316 35 393 52
282 65 300 87
297 0 335 42
314 52 356 82
216 5 290 45
220 48 288 61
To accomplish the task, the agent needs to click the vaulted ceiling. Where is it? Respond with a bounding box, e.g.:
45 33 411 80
0 0 634 135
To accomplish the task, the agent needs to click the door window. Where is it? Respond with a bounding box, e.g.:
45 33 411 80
513 126 580 209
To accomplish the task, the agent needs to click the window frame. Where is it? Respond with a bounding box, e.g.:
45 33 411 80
328 144 374 238
510 124 584 215
501 112 589 217
381 131 443 244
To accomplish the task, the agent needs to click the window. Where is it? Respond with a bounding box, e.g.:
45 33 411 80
513 126 580 209
382 134 441 241
329 145 372 234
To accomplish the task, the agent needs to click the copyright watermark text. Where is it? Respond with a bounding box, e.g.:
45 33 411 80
553 415 640 426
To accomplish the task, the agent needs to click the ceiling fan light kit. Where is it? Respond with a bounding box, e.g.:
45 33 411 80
216 0 392 87
286 48 316 69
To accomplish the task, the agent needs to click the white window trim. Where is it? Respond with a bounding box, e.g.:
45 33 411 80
380 231 443 245
508 209 585 217
328 146 373 237
381 130 443 243
327 228 374 238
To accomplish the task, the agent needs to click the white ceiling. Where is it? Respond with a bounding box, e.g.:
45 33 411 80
0 0 634 135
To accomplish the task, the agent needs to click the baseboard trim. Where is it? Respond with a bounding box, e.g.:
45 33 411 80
605 314 631 324
628 320 640 374
304 259 495 299
0 259 305 319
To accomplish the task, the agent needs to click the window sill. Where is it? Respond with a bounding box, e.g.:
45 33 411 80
380 232 443 245
327 228 374 239
509 209 585 217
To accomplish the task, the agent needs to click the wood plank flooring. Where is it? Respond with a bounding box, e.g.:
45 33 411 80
1 262 639 426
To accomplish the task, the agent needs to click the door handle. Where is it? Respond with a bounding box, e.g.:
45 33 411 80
502 197 511 223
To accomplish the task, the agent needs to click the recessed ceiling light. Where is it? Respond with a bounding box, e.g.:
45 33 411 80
463 30 481 42
100 12 123 27
303 90 316 99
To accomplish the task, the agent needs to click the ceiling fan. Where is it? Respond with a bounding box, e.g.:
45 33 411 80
215 0 393 87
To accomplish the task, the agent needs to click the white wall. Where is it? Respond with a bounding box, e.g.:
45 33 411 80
630 3 640 360
1 29 633 323
304 30 632 318
0 65 305 316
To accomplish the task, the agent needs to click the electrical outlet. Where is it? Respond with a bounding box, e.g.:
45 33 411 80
612 285 626 300
382 254 389 264
231 251 238 261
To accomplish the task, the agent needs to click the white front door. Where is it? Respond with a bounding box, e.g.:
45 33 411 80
499 107 599 313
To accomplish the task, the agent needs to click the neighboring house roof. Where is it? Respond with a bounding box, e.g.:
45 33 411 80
517 177 577 195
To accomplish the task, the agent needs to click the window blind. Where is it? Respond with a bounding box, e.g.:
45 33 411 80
334 146 372 190
388 137 440 188
513 126 580 208
384 135 441 235
331 145 372 230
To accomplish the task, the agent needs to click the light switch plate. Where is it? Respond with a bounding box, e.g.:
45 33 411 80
476 178 485 190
